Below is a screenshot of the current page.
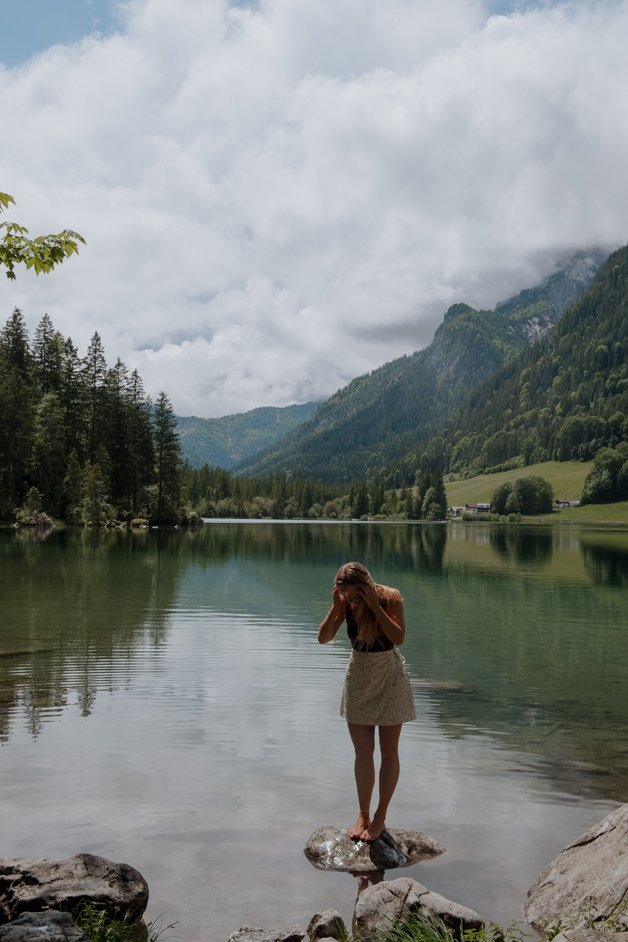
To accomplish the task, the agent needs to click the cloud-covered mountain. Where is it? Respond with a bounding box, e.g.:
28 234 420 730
235 249 608 482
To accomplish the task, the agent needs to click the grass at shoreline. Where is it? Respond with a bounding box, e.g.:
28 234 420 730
518 501 628 525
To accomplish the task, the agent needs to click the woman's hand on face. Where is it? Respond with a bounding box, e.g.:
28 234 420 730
360 582 380 611
332 583 345 613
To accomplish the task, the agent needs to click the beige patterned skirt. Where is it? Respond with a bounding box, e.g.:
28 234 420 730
340 647 416 726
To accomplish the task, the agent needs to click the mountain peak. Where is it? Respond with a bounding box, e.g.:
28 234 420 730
443 302 476 323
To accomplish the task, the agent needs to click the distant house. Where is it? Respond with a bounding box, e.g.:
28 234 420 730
555 498 581 508
464 502 492 513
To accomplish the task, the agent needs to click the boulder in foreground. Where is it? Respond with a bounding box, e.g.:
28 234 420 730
0 854 148 925
524 803 628 933
353 876 483 940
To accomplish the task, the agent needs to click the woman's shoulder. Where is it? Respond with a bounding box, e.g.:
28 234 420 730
377 584 403 605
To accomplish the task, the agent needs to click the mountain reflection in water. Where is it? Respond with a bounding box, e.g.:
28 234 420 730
1 521 626 937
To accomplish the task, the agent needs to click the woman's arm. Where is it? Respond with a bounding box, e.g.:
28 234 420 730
318 584 346 644
361 585 406 645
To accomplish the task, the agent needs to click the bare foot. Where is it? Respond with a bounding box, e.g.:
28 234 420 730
360 815 386 842
347 812 371 841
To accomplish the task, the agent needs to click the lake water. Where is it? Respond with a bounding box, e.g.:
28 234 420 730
1 521 627 941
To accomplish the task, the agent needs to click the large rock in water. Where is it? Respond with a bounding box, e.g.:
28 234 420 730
0 854 149 924
304 827 445 874
352 877 483 940
0 912 88 942
524 803 628 933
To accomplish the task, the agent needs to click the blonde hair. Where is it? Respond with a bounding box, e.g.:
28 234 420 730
334 561 401 647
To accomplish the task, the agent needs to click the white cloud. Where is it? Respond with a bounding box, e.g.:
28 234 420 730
1 0 627 416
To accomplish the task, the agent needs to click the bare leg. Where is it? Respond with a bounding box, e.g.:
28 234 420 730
361 724 402 841
347 723 375 839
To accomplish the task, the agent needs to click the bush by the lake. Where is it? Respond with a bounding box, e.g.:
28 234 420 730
581 442 628 505
490 476 554 516
74 902 177 942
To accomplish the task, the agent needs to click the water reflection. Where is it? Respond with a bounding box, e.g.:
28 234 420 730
2 523 628 751
0 528 180 741
188 520 447 573
2 522 628 779
422 684 628 803
581 541 628 586
1 522 628 937
490 528 554 566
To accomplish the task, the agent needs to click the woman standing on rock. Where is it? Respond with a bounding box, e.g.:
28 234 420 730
318 561 416 842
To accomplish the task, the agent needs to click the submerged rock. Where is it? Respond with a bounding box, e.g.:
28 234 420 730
303 826 445 874
306 910 346 941
524 802 628 933
0 912 88 942
227 927 305 942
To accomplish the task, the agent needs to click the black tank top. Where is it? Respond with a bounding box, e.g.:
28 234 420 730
346 605 394 653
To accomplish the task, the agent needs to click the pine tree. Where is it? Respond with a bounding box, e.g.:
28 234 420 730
0 307 32 372
79 461 114 527
104 358 132 511
60 337 86 460
29 391 66 513
407 486 422 520
33 314 63 393
82 332 107 464
270 474 287 517
431 471 448 518
127 370 154 514
352 482 369 518
421 472 448 521
153 391 183 523
63 450 83 523
0 309 37 512
370 478 385 516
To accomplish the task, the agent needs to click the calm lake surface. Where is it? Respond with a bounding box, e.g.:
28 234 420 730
1 521 628 940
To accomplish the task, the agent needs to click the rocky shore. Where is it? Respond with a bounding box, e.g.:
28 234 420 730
1 804 626 942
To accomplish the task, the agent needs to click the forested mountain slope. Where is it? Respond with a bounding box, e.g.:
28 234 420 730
176 401 319 469
236 250 607 483
406 244 628 480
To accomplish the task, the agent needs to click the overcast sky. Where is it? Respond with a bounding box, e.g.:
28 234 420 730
1 0 627 418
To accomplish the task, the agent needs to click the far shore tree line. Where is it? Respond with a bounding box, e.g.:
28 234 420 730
2 303 627 529
184 465 449 522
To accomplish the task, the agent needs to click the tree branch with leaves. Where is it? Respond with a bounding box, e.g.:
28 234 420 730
0 192 86 280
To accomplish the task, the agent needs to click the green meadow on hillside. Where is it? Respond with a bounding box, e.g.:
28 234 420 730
445 460 591 504
445 461 628 524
